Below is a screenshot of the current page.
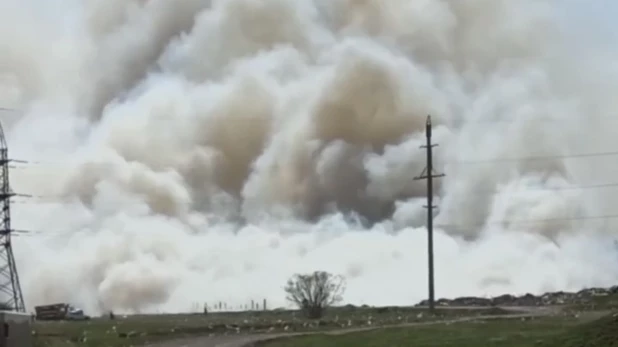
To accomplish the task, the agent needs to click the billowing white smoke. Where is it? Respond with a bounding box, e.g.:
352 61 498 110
2 0 618 314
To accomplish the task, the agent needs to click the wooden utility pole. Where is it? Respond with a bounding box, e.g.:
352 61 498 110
414 115 444 312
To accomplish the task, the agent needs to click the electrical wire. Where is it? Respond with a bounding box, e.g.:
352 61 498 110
431 182 618 218
7 149 618 169
430 182 618 211
6 116 618 234
12 213 618 237
448 150 618 165
435 213 618 231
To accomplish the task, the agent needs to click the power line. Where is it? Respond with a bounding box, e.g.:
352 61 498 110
7 181 618 206
448 150 618 165
17 184 618 204
438 181 618 198
439 115 617 125
7 149 618 170
7 168 618 204
451 118 564 125
432 182 618 218
7 160 42 166
436 214 618 231
12 214 618 238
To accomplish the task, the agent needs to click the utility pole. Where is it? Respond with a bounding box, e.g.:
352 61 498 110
414 115 444 312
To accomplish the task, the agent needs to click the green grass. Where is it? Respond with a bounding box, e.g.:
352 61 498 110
33 307 507 347
260 315 603 347
538 312 618 347
34 305 618 347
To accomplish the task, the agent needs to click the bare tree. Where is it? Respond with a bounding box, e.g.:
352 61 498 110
284 271 346 319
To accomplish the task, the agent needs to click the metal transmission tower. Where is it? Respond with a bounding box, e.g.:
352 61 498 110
0 121 25 312
414 115 444 312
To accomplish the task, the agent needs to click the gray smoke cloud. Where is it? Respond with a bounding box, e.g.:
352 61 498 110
2 0 618 314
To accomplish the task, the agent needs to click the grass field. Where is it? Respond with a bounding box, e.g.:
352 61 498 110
540 313 618 347
32 288 618 347
260 313 615 347
32 306 508 347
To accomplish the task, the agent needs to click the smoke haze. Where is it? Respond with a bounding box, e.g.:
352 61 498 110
2 0 618 314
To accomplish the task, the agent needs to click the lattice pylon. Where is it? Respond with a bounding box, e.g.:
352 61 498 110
0 123 25 312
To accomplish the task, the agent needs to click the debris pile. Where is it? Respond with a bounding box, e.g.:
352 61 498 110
416 286 618 307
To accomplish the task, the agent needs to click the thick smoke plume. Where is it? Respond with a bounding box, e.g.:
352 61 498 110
2 0 618 314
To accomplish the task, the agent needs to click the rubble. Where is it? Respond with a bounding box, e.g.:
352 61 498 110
415 286 618 307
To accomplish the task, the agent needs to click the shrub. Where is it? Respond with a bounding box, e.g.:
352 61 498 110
284 271 346 319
